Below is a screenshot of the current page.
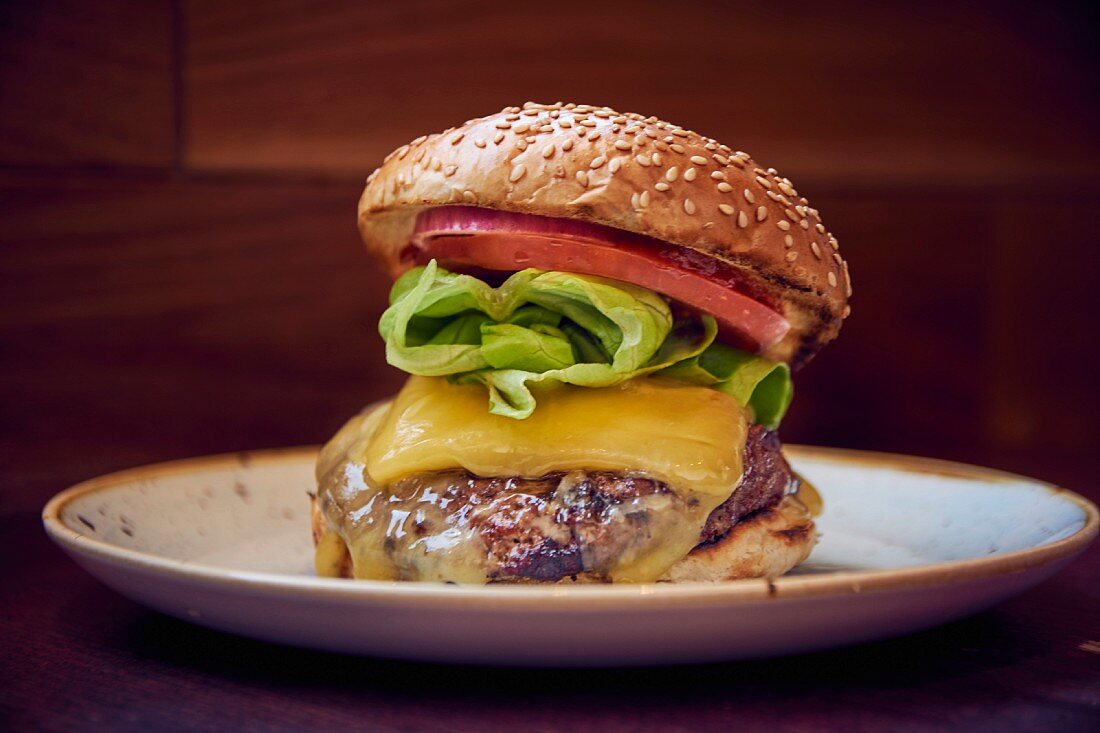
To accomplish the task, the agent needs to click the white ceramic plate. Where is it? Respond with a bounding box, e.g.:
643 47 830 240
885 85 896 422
43 446 1097 666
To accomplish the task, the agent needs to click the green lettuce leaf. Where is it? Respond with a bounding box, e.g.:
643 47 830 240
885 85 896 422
379 261 793 425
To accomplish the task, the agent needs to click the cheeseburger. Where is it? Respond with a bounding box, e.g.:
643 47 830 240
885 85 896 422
311 102 851 583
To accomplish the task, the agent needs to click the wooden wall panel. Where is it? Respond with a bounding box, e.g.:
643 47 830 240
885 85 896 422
780 195 993 454
985 198 1100 455
0 1 175 167
0 172 398 510
183 0 1100 185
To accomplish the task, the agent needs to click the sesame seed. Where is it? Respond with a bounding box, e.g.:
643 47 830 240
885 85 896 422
474 138 487 148
651 152 662 165
542 144 555 158
785 209 799 222
526 136 536 144
463 190 478 203
609 157 622 173
590 156 606 169
576 170 589 187
784 234 794 247
714 154 730 165
412 135 428 145
493 132 505 145
631 192 640 209
580 119 597 127
513 123 530 134
684 167 697 181
495 120 512 129
672 129 689 137
833 252 843 265
445 165 457 177
690 155 708 165
704 142 718 151
613 116 628 124
816 223 826 234
828 271 838 287
640 190 650 207
396 145 410 159
655 181 670 192
778 182 796 196
666 166 679 181
635 154 651 167
843 304 851 318
562 138 574 151
766 190 781 201
559 119 573 129
711 171 727 180
653 140 669 151
743 189 755 204
586 131 600 142
431 157 442 171
716 182 733 193
719 204 735 216
800 219 810 229
515 140 527 151
737 211 749 228
755 176 773 189
785 251 798 262
810 241 822 258
683 199 696 214
413 148 426 163
777 220 791 231
756 206 768 221
614 140 633 151
540 125 554 133
509 164 527 182
670 143 686 154
594 110 611 118
451 133 464 145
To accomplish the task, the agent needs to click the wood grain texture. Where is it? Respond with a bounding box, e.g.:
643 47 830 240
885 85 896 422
0 1 175 166
183 0 1100 185
0 171 401 513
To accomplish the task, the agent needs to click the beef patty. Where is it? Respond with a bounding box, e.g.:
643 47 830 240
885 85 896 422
381 425 798 582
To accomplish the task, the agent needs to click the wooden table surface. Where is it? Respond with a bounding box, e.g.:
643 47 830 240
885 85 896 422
3 459 1098 733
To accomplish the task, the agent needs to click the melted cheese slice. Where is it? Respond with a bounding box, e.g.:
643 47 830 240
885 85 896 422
365 376 747 497
315 376 751 583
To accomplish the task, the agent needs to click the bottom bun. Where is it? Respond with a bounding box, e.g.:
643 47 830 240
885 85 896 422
659 495 816 582
310 493 816 583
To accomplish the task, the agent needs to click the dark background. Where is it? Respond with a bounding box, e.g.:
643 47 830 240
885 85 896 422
2 2 1099 731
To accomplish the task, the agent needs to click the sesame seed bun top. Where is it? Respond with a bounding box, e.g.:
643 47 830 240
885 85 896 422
358 101 851 366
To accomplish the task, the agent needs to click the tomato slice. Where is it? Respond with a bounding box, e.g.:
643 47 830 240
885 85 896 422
405 208 790 353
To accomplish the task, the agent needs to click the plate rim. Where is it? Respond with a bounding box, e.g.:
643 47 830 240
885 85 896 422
42 445 1098 609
